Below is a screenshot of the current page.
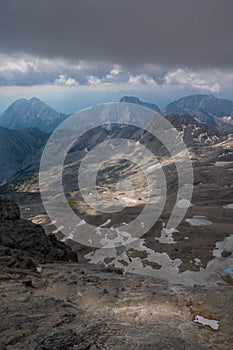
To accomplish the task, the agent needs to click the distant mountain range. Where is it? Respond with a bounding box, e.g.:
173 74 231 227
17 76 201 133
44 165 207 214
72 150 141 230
0 94 233 134
0 97 67 133
120 95 233 134
0 93 232 189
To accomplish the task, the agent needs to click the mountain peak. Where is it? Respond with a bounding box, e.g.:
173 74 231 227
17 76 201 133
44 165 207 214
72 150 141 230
0 97 67 133
120 96 161 114
30 96 41 103
120 96 141 104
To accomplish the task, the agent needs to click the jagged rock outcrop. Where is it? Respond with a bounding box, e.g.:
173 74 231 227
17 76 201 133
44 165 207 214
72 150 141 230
0 197 77 270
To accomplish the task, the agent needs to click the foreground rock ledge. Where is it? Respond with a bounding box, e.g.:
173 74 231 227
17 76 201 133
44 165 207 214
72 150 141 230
0 262 232 349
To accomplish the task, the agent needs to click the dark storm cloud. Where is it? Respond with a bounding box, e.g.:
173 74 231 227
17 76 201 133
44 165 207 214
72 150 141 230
0 0 232 68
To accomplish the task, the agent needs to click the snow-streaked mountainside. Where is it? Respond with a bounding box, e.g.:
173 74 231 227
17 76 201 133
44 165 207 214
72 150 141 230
165 94 233 134
0 97 68 133
119 96 222 144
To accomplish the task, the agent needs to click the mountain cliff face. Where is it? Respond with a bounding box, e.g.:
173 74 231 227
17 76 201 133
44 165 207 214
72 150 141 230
0 127 48 185
0 97 68 132
165 95 233 134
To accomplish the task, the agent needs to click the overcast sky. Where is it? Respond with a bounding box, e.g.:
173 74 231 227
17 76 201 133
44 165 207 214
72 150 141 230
0 0 232 113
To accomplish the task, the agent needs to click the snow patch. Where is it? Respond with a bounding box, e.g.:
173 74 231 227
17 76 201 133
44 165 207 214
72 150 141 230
218 151 233 158
185 216 212 226
214 161 233 167
213 234 233 258
101 219 111 227
176 199 193 208
155 224 178 244
223 203 233 209
194 315 219 330
76 219 86 227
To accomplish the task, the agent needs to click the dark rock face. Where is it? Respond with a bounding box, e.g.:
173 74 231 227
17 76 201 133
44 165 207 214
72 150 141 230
0 197 77 269
0 197 20 220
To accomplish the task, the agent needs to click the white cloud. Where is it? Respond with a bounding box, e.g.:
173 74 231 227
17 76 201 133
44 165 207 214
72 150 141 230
164 68 220 93
0 57 37 74
0 54 233 100
128 74 156 85
106 64 122 78
87 75 102 85
54 74 76 86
